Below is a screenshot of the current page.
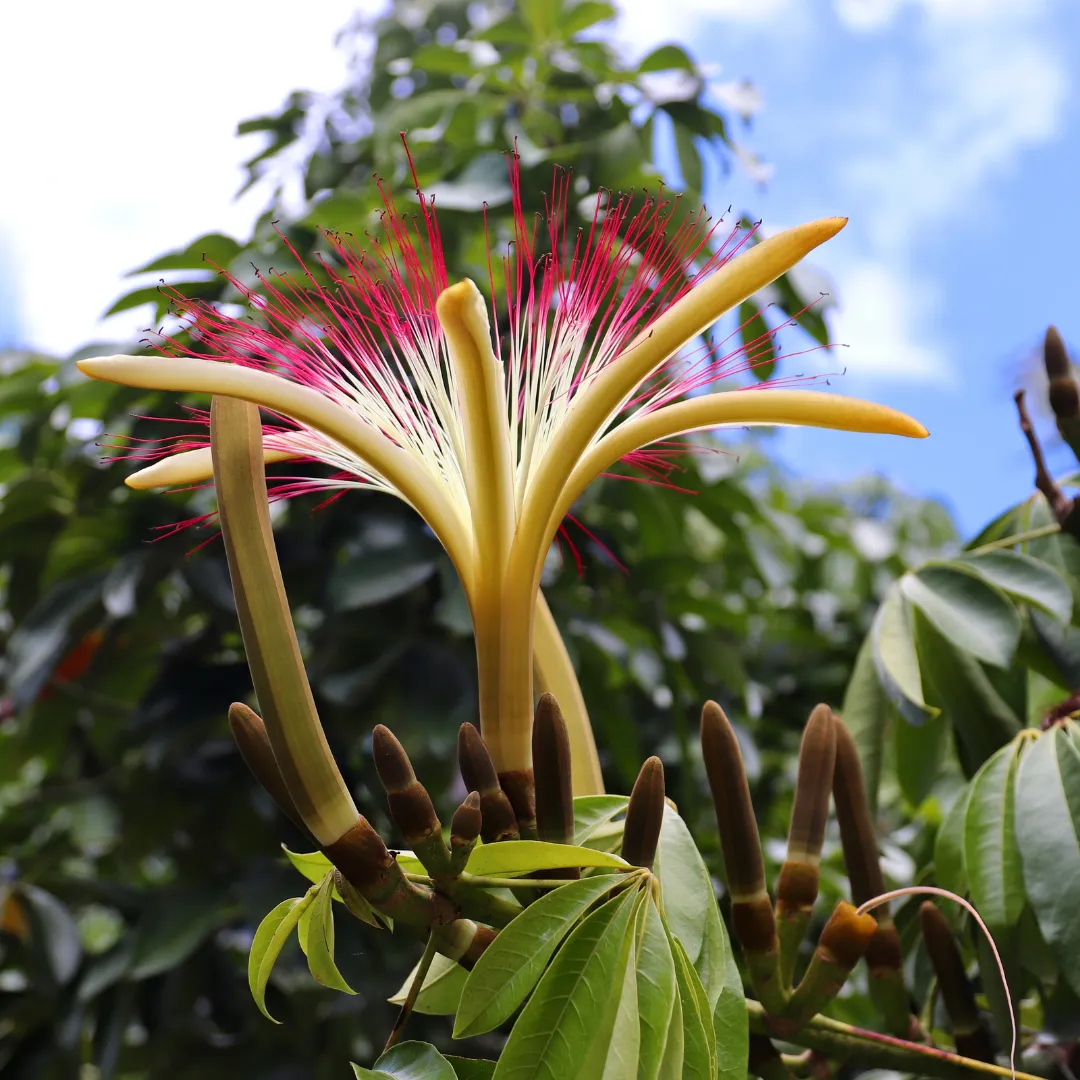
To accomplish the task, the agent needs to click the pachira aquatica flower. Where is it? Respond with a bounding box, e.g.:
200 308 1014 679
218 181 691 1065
78 157 926 795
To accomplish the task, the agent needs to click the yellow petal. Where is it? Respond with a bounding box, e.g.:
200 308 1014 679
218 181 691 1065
560 389 927 528
125 446 300 489
77 356 475 593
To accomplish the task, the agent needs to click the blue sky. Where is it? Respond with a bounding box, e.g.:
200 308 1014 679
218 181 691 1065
2 0 1078 537
634 0 1080 536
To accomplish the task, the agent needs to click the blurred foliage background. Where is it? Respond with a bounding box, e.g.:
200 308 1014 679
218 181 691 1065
3 1 1080 1077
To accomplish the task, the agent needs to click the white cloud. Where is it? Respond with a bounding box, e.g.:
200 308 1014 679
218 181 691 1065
615 0 799 55
0 0 376 356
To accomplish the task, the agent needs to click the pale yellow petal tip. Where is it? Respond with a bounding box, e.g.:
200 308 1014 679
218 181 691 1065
76 355 133 382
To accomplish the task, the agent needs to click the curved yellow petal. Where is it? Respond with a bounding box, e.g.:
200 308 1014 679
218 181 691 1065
125 446 301 490
77 356 475 593
559 389 927 525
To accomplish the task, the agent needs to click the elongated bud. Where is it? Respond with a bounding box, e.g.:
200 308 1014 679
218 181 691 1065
701 701 784 1013
450 791 482 875
782 900 878 1030
1044 326 1080 464
532 693 578 880
458 723 519 843
323 816 455 928
372 725 451 877
920 902 994 1062
777 705 836 988
832 713 917 1036
228 702 309 836
622 756 666 870
533 694 574 844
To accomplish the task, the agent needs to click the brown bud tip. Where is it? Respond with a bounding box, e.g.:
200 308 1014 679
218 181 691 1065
776 860 820 914
865 921 904 972
919 901 981 1031
371 725 416 793
831 712 886 909
1045 325 1070 379
458 722 499 795
622 756 666 869
451 791 483 846
533 693 574 846
819 900 878 971
701 700 766 897
321 815 391 892
228 702 307 833
787 704 836 864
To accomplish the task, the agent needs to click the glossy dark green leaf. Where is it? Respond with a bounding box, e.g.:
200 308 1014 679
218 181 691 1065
738 300 776 382
913 608 1022 774
445 1059 497 1080
901 565 1020 669
895 708 948 807
872 586 934 725
840 635 892 812
455 873 621 1037
1016 728 1080 995
935 784 973 897
638 44 696 73
958 550 1072 623
491 888 638 1080
964 739 1025 933
359 1042 457 1080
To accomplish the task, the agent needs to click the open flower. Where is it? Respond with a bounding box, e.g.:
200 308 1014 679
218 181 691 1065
78 156 926 794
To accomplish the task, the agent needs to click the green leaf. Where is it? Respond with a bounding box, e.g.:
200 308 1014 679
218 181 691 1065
128 232 241 274
445 1059 497 1080
901 565 1020 669
894 709 948 807
964 740 1025 933
713 944 748 1080
129 886 221 980
248 892 314 1023
389 953 468 1016
872 586 934 725
654 805 730 1006
601 901 641 1080
635 900 677 1080
367 1042 457 1080
657 987 685 1080
465 840 628 877
675 126 703 196
738 301 776 382
560 0 617 36
840 634 892 812
958 551 1073 623
454 874 621 1037
1016 728 1080 995
667 930 717 1080
935 784 973 897
492 888 639 1080
303 871 355 994
573 794 629 846
913 609 1022 774
638 44 696 73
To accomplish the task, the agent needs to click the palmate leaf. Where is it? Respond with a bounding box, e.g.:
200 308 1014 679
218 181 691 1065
299 871 355 995
1016 727 1080 995
958 550 1073 623
964 739 1026 935
573 794 630 847
635 900 677 1080
282 846 385 928
454 874 623 1037
667 928 717 1080
491 887 640 1080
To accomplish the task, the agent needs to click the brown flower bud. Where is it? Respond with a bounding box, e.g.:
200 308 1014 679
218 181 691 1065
532 693 575 847
622 756 665 870
228 702 308 835
458 723 519 843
